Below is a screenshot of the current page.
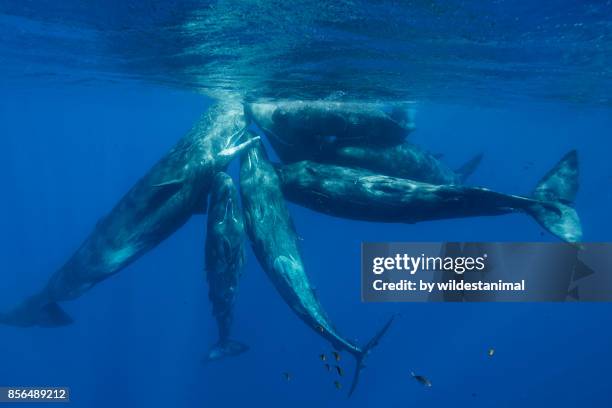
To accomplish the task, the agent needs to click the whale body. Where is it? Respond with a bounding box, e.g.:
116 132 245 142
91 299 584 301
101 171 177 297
322 143 483 185
204 172 249 361
1 102 258 327
245 100 414 163
276 151 581 243
246 100 484 184
239 138 394 396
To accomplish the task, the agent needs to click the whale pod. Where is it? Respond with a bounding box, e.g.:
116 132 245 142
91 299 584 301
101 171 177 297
204 172 248 361
239 136 394 396
245 100 482 184
276 151 582 243
0 102 259 327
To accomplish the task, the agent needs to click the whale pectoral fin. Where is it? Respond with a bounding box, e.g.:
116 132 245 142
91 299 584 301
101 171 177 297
455 153 484 183
219 136 261 159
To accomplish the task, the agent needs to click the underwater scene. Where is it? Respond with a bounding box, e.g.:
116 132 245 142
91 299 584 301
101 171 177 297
1 1 612 407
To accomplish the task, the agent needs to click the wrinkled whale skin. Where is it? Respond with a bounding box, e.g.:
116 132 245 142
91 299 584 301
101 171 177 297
204 172 248 361
239 140 358 352
323 143 463 185
240 139 394 396
276 152 582 243
1 102 257 327
245 100 414 163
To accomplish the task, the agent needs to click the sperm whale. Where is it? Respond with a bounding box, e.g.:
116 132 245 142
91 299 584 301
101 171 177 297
239 138 394 396
204 172 248 361
1 102 258 327
276 151 581 243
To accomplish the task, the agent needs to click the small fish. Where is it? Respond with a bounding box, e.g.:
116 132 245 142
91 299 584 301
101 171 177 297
316 325 325 333
488 348 495 357
411 372 432 387
283 372 292 381
335 365 344 376
319 353 327 362
332 351 340 361
324 363 331 372
334 381 342 390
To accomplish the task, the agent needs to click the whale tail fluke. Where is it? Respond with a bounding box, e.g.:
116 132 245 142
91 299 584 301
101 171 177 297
455 152 484 183
0 295 73 328
533 150 579 204
348 314 396 397
205 339 250 362
527 150 582 242
528 201 582 243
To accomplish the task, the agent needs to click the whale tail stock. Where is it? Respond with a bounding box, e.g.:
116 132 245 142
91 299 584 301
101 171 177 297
347 314 396 397
205 339 250 362
0 294 72 328
526 150 582 242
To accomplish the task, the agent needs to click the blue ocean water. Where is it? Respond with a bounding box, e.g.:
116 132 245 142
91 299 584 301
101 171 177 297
1 1 612 407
